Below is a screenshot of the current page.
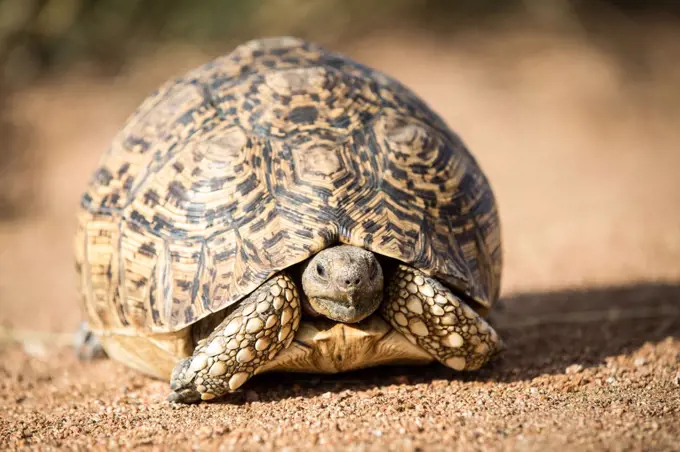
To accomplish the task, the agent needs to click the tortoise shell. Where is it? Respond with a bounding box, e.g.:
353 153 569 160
75 36 502 335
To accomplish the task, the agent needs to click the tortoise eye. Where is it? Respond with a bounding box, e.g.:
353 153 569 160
316 263 326 278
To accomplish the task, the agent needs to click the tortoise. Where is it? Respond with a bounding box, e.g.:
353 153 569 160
75 36 503 403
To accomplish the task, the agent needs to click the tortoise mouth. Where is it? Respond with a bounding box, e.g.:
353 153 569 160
307 295 381 324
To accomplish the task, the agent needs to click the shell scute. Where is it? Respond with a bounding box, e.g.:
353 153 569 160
77 37 501 333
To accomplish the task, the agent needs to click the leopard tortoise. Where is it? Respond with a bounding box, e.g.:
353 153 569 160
75 36 503 403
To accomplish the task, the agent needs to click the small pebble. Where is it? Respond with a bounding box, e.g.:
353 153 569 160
566 364 583 375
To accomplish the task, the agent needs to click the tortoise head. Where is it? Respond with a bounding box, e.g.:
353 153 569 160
301 245 383 323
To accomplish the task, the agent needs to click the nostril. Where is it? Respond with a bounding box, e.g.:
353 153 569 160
342 278 362 287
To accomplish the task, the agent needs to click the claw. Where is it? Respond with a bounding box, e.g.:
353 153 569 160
167 388 202 404
168 357 203 403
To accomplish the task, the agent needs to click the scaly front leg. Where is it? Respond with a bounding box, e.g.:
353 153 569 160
168 272 301 403
381 264 502 371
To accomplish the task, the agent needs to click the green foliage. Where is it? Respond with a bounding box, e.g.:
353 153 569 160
0 0 678 87
0 0 555 86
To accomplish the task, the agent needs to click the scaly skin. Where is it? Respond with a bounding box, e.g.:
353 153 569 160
168 272 301 403
301 245 384 323
381 264 503 371
166 249 501 403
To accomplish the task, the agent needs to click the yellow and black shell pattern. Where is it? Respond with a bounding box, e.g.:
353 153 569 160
75 37 502 334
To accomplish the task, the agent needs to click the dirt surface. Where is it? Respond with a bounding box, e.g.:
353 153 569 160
2 286 680 451
1 30 680 450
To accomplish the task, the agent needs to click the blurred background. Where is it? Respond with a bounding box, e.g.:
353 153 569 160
1 0 679 333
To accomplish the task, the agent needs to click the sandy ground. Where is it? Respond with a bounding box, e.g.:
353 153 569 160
1 30 680 450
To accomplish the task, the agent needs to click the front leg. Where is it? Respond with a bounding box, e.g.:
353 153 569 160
381 264 503 371
168 272 301 403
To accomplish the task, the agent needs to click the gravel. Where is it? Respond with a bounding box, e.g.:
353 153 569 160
2 284 679 451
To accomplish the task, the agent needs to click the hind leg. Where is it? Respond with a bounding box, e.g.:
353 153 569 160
73 321 107 360
168 272 301 403
381 264 503 371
